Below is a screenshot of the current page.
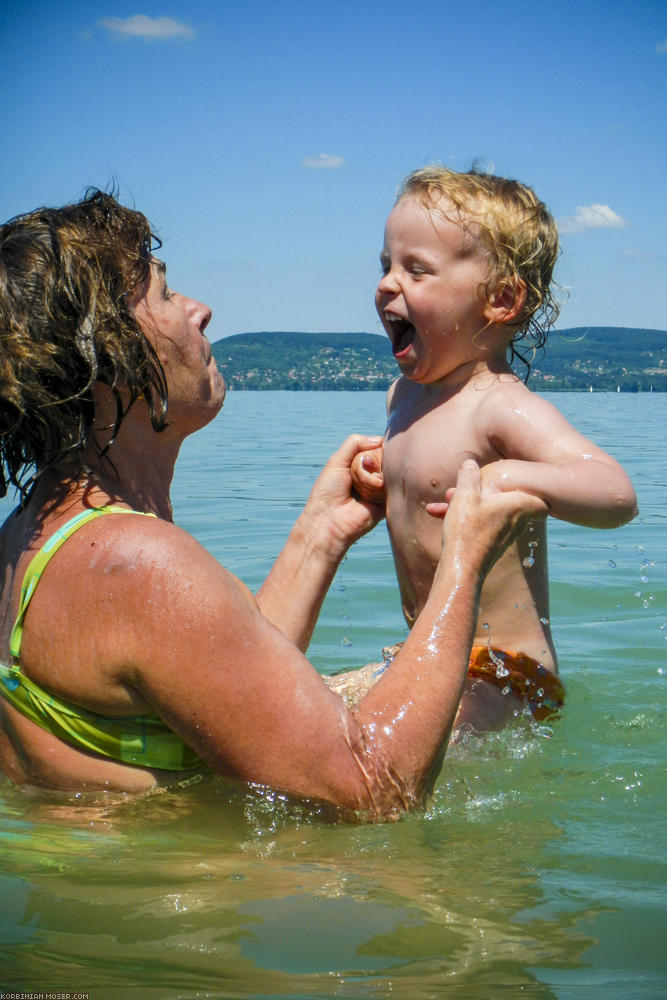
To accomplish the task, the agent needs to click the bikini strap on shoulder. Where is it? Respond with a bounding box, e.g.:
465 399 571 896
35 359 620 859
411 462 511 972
9 505 156 665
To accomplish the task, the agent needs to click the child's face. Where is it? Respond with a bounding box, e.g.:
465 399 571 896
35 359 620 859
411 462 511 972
376 194 497 384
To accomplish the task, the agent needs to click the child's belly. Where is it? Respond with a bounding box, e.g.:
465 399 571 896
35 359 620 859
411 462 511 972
474 549 557 672
388 506 557 673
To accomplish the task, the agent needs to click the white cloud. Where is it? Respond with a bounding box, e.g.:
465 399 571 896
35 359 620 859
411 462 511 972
656 38 667 54
302 153 346 169
621 249 661 261
98 15 195 42
557 204 628 235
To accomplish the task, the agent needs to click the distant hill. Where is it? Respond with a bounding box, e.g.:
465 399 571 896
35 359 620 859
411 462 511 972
211 327 667 391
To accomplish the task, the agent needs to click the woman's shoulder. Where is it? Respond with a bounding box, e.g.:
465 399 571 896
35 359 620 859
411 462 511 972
13 503 233 616
59 507 227 584
15 503 254 692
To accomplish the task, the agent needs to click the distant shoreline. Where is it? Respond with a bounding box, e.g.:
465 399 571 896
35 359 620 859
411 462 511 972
212 327 667 392
221 386 665 393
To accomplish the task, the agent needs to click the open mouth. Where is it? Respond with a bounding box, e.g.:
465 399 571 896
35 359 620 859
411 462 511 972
385 315 416 358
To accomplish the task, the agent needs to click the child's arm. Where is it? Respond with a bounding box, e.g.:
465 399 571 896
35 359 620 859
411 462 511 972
480 388 638 528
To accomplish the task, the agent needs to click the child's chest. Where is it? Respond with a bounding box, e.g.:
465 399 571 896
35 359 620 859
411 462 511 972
384 388 499 499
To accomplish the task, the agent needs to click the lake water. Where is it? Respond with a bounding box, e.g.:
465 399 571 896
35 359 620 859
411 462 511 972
0 391 665 998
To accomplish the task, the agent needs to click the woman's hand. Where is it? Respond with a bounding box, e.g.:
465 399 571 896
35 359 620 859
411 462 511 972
438 459 548 579
302 435 386 552
425 461 546 525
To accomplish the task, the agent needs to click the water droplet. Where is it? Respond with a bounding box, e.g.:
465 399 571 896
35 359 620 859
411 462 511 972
482 622 490 630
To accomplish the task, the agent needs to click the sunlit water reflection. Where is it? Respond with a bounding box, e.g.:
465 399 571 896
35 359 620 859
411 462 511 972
1 392 664 997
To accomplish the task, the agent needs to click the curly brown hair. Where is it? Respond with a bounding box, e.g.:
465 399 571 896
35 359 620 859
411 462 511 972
399 166 561 377
0 188 169 502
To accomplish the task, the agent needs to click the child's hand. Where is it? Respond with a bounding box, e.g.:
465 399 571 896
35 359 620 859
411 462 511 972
350 445 386 506
425 487 456 520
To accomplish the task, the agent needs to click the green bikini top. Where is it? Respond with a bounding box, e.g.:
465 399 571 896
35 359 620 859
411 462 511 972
0 505 203 772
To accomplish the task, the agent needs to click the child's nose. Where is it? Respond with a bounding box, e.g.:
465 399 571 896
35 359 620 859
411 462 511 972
377 269 399 296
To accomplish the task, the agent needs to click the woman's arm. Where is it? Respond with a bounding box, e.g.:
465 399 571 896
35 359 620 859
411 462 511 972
256 435 385 650
109 461 546 820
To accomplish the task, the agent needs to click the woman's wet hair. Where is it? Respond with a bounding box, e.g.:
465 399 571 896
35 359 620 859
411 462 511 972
398 165 561 378
0 187 169 501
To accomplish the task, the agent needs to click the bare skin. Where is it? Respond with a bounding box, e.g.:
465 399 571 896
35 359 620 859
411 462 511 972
0 259 546 818
351 194 638 730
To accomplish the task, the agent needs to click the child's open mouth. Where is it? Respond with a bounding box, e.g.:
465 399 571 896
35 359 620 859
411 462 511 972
385 315 416 358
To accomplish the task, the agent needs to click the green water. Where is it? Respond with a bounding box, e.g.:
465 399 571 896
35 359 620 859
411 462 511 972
1 392 665 998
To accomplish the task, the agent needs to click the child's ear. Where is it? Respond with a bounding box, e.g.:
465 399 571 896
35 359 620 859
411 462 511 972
484 278 527 326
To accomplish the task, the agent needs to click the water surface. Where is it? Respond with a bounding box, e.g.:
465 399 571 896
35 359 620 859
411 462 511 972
1 391 664 998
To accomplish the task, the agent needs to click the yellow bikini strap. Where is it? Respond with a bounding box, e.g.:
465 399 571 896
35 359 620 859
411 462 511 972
9 506 156 664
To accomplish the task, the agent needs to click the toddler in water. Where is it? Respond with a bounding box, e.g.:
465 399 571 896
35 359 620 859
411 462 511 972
348 166 637 730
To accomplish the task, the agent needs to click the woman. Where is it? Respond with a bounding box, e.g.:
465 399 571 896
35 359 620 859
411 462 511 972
0 190 545 818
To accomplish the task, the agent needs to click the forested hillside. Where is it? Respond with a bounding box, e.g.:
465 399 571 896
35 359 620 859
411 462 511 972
211 327 667 391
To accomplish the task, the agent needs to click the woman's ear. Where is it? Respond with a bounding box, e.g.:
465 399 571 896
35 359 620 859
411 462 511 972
484 278 527 326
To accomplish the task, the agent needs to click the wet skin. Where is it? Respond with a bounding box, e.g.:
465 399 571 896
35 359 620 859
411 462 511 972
0 248 552 814
355 194 638 729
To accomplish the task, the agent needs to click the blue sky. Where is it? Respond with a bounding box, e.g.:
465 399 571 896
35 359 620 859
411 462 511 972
1 1 665 339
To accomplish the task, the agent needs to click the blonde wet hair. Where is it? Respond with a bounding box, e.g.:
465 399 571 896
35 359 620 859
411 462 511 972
399 165 560 374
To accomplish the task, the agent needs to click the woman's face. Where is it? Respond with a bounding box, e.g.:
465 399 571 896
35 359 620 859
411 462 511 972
132 258 226 429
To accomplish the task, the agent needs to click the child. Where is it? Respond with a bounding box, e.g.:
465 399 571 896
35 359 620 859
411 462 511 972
347 166 637 730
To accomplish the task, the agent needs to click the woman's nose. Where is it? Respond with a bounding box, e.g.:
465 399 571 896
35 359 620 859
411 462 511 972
194 299 212 333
